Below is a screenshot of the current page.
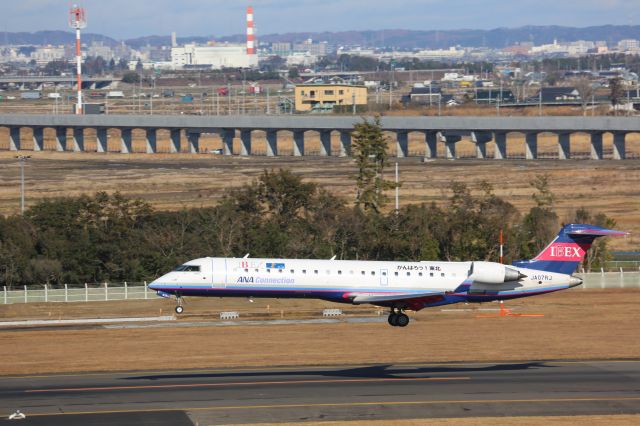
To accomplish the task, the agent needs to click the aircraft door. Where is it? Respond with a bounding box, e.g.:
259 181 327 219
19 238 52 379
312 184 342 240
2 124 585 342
380 269 388 286
211 258 226 288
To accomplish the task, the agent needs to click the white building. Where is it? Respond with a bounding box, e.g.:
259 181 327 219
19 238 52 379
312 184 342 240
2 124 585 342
414 47 465 61
88 42 115 60
286 52 318 67
618 39 640 52
171 44 258 69
31 46 67 64
567 40 595 56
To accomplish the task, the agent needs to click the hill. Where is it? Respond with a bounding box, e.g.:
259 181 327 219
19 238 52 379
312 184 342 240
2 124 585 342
2 25 640 50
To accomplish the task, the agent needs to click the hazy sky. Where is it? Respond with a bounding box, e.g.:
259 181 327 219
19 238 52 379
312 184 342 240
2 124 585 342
3 0 639 39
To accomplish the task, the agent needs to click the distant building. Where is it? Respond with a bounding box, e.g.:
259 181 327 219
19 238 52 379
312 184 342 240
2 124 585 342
294 84 367 113
475 88 516 104
618 39 640 52
414 47 465 61
286 52 318 67
531 87 581 103
271 42 292 56
171 44 258 69
293 39 329 56
87 41 115 60
31 46 66 64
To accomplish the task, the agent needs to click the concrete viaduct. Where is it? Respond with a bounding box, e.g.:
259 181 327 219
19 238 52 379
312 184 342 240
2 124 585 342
1 114 639 160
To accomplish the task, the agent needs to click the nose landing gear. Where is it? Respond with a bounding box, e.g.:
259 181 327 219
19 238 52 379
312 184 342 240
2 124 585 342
388 308 409 327
175 296 184 314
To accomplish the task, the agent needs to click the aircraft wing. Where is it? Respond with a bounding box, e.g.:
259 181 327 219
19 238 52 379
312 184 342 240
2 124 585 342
349 291 444 305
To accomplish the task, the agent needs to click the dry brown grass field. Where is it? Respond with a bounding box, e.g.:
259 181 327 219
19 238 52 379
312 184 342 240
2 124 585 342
1 131 639 250
0 289 638 376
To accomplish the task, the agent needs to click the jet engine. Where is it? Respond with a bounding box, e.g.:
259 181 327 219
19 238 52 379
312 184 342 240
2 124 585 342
468 261 526 284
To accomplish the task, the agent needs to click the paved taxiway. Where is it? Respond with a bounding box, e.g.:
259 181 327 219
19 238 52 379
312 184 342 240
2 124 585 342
1 360 639 425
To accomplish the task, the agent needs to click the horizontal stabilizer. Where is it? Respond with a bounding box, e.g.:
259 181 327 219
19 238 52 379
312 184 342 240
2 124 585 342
565 227 628 237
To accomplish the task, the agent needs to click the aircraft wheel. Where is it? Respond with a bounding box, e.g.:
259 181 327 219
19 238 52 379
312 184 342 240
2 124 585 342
388 313 399 326
396 313 410 327
175 305 184 314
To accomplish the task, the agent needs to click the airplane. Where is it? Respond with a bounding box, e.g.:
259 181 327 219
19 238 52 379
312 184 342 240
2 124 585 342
149 224 626 327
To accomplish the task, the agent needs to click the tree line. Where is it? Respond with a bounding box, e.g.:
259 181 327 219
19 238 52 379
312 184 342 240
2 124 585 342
0 170 614 288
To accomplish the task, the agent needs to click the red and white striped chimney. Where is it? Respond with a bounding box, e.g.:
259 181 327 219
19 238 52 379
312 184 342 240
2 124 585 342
246 6 255 55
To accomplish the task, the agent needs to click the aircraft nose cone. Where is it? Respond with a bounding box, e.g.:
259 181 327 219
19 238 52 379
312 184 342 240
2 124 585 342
569 276 583 288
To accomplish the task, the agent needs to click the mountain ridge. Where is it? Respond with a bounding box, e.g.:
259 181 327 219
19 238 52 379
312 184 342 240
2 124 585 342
2 25 640 50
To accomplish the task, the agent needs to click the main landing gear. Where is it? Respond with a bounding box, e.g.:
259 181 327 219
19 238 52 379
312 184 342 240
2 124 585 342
175 296 184 314
388 308 409 327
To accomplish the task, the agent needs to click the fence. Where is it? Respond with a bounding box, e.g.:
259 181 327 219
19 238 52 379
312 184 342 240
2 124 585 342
1 273 639 305
581 271 640 289
1 282 151 305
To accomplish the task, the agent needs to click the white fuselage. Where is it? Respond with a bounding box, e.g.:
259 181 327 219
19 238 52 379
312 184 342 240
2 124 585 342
149 257 578 309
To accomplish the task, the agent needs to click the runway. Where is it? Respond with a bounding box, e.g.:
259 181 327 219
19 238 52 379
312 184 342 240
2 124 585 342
1 360 639 425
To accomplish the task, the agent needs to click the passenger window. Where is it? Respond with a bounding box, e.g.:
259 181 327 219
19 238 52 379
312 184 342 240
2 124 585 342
255 269 259 273
314 270 318 274
279 269 283 273
338 271 342 275
419 272 423 277
395 272 399 276
371 271 375 276
244 268 248 273
382 271 387 276
406 272 411 276
441 273 445 277
326 270 330 274
361 271 365 275
267 269 271 273
303 269 307 274
430 272 434 277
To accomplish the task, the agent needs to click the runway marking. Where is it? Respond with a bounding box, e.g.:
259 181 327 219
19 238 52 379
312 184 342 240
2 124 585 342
5 358 640 380
25 376 470 393
22 396 640 418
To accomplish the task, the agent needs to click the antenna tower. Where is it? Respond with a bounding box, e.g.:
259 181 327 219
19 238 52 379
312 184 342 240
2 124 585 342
69 3 87 115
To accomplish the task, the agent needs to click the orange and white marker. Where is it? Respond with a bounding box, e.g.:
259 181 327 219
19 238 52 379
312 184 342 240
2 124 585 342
246 6 255 55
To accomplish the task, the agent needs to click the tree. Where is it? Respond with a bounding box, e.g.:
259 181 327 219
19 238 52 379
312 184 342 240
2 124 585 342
122 71 140 84
351 117 396 213
515 174 559 259
573 77 594 116
570 208 616 272
261 55 286 72
609 77 625 115
43 60 72 76
287 67 299 79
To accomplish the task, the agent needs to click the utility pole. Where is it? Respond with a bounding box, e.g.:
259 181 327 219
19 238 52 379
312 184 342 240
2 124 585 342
266 87 270 114
395 162 399 213
16 155 30 215
538 87 543 116
352 91 356 115
389 62 395 109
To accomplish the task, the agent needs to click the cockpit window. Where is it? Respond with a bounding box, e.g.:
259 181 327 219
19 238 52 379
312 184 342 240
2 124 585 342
174 265 201 272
